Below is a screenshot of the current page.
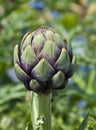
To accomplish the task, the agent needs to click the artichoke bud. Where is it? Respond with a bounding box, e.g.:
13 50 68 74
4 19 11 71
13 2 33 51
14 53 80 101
14 27 75 93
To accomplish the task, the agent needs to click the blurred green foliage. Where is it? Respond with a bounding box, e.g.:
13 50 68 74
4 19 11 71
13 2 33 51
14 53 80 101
0 0 96 130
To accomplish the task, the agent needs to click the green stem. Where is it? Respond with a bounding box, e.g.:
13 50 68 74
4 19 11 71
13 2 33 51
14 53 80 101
31 91 52 130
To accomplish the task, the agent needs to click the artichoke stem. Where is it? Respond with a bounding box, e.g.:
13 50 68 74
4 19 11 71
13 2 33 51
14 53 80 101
31 91 52 130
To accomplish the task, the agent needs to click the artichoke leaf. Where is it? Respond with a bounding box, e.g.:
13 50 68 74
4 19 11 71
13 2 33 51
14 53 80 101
32 59 55 81
65 55 76 78
21 45 38 70
14 63 30 82
39 40 60 65
29 79 41 92
54 48 70 71
72 55 76 65
21 33 32 50
14 45 20 64
20 32 30 47
45 30 54 40
54 33 65 49
51 71 65 88
32 33 45 55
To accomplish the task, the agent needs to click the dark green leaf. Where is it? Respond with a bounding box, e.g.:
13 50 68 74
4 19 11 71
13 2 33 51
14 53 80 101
78 113 89 130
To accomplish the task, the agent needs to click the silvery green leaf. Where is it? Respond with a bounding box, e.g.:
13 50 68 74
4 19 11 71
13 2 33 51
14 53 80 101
54 48 70 70
32 59 55 81
51 71 65 88
14 63 30 82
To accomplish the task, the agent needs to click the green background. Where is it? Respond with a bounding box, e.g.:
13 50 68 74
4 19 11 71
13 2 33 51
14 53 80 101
0 0 96 129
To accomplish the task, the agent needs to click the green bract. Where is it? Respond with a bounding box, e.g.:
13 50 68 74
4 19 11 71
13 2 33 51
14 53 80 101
14 27 75 93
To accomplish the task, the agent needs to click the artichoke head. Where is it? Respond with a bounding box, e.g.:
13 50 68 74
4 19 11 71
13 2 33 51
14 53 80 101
14 27 75 93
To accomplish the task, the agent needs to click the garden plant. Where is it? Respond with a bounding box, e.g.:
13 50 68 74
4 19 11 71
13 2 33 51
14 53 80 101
0 0 96 130
13 27 75 130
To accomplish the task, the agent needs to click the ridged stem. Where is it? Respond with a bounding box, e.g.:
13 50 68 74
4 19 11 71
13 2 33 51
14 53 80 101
31 91 52 130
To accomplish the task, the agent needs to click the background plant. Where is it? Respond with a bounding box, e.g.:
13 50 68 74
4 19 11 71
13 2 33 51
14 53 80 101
0 0 96 130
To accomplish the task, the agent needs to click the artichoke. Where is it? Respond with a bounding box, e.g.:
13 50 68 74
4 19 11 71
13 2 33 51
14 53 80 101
14 27 75 93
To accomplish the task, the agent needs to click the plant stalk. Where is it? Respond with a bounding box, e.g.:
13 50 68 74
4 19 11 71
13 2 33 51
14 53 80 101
31 91 52 130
